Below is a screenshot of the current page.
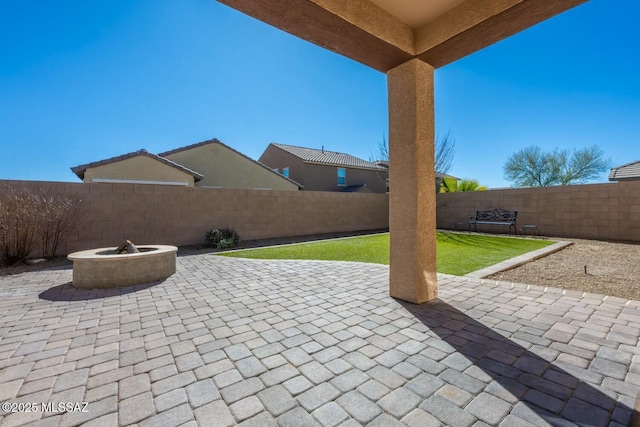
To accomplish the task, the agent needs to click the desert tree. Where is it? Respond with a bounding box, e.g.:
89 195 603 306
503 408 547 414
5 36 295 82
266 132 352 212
373 132 455 174
434 131 456 176
372 132 456 193
503 145 610 187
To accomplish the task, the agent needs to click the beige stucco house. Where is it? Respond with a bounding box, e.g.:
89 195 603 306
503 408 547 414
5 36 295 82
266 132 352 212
71 139 302 190
71 150 203 187
160 139 301 190
259 143 388 193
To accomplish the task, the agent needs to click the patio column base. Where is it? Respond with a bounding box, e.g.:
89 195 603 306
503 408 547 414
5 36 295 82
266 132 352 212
387 58 437 304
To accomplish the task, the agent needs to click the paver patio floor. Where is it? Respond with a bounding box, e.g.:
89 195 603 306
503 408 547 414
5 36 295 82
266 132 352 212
1 254 639 426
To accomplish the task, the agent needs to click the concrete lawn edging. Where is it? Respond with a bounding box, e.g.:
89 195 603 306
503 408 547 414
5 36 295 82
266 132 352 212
464 240 573 279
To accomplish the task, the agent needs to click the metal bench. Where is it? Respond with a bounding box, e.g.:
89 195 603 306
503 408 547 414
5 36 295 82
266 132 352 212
469 208 517 235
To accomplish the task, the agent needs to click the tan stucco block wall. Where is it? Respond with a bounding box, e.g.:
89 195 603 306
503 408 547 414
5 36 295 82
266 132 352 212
0 180 388 256
83 155 195 186
164 143 298 191
5 179 640 258
436 181 640 241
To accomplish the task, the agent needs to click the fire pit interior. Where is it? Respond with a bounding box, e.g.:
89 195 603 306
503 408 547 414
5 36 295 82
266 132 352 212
67 242 177 289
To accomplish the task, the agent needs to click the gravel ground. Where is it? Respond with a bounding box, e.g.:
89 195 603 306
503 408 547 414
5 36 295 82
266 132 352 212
488 238 640 301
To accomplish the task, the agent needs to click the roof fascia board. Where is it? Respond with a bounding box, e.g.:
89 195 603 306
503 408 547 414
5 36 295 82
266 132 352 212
416 0 588 68
216 0 413 72
216 0 588 71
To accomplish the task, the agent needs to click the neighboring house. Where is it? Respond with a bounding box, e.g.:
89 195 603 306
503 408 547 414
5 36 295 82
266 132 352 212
374 160 458 192
609 161 640 182
159 139 301 190
71 139 302 190
374 160 388 169
259 143 388 193
71 149 204 187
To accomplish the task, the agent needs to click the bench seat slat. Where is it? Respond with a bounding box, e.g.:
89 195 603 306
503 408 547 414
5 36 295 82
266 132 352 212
471 221 514 225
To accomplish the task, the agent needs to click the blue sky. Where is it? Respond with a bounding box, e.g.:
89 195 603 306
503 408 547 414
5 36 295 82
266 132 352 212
1 0 638 188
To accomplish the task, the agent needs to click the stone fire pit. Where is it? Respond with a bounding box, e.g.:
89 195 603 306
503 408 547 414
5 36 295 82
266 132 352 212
67 244 177 289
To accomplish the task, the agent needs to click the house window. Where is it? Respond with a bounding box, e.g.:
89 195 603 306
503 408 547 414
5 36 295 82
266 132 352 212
337 168 346 186
274 168 279 173
283 167 289 178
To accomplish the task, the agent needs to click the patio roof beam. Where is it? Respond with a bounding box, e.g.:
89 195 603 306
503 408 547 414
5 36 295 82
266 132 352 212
415 0 589 68
215 0 415 72
216 0 588 72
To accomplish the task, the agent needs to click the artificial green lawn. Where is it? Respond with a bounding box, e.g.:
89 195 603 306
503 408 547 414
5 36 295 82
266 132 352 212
219 232 555 276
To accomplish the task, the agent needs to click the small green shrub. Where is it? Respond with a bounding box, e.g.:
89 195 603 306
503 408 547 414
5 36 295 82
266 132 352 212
216 238 235 249
206 228 239 249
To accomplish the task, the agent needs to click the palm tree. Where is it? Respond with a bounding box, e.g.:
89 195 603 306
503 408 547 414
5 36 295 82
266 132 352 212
440 178 487 193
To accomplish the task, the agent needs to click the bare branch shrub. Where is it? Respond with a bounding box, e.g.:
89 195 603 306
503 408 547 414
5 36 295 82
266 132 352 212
0 185 86 266
37 190 86 259
0 187 42 266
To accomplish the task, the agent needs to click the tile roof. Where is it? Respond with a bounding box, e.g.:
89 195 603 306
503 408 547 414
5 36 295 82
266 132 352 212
70 149 204 181
609 160 640 181
271 143 387 171
159 139 303 188
436 173 460 181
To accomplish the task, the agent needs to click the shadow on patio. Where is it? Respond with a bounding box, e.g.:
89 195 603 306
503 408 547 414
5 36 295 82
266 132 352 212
39 280 165 301
400 299 634 426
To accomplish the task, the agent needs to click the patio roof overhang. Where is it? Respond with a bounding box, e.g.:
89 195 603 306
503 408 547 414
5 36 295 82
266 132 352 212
214 0 589 304
215 0 587 72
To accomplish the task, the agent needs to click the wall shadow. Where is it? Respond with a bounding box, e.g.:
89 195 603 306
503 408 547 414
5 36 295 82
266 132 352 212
398 299 634 426
39 280 164 301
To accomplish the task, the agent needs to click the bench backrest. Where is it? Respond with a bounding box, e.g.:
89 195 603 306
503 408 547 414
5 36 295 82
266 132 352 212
474 208 517 222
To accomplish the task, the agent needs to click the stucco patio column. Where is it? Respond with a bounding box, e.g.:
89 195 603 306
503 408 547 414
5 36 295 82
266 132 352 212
387 58 437 304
